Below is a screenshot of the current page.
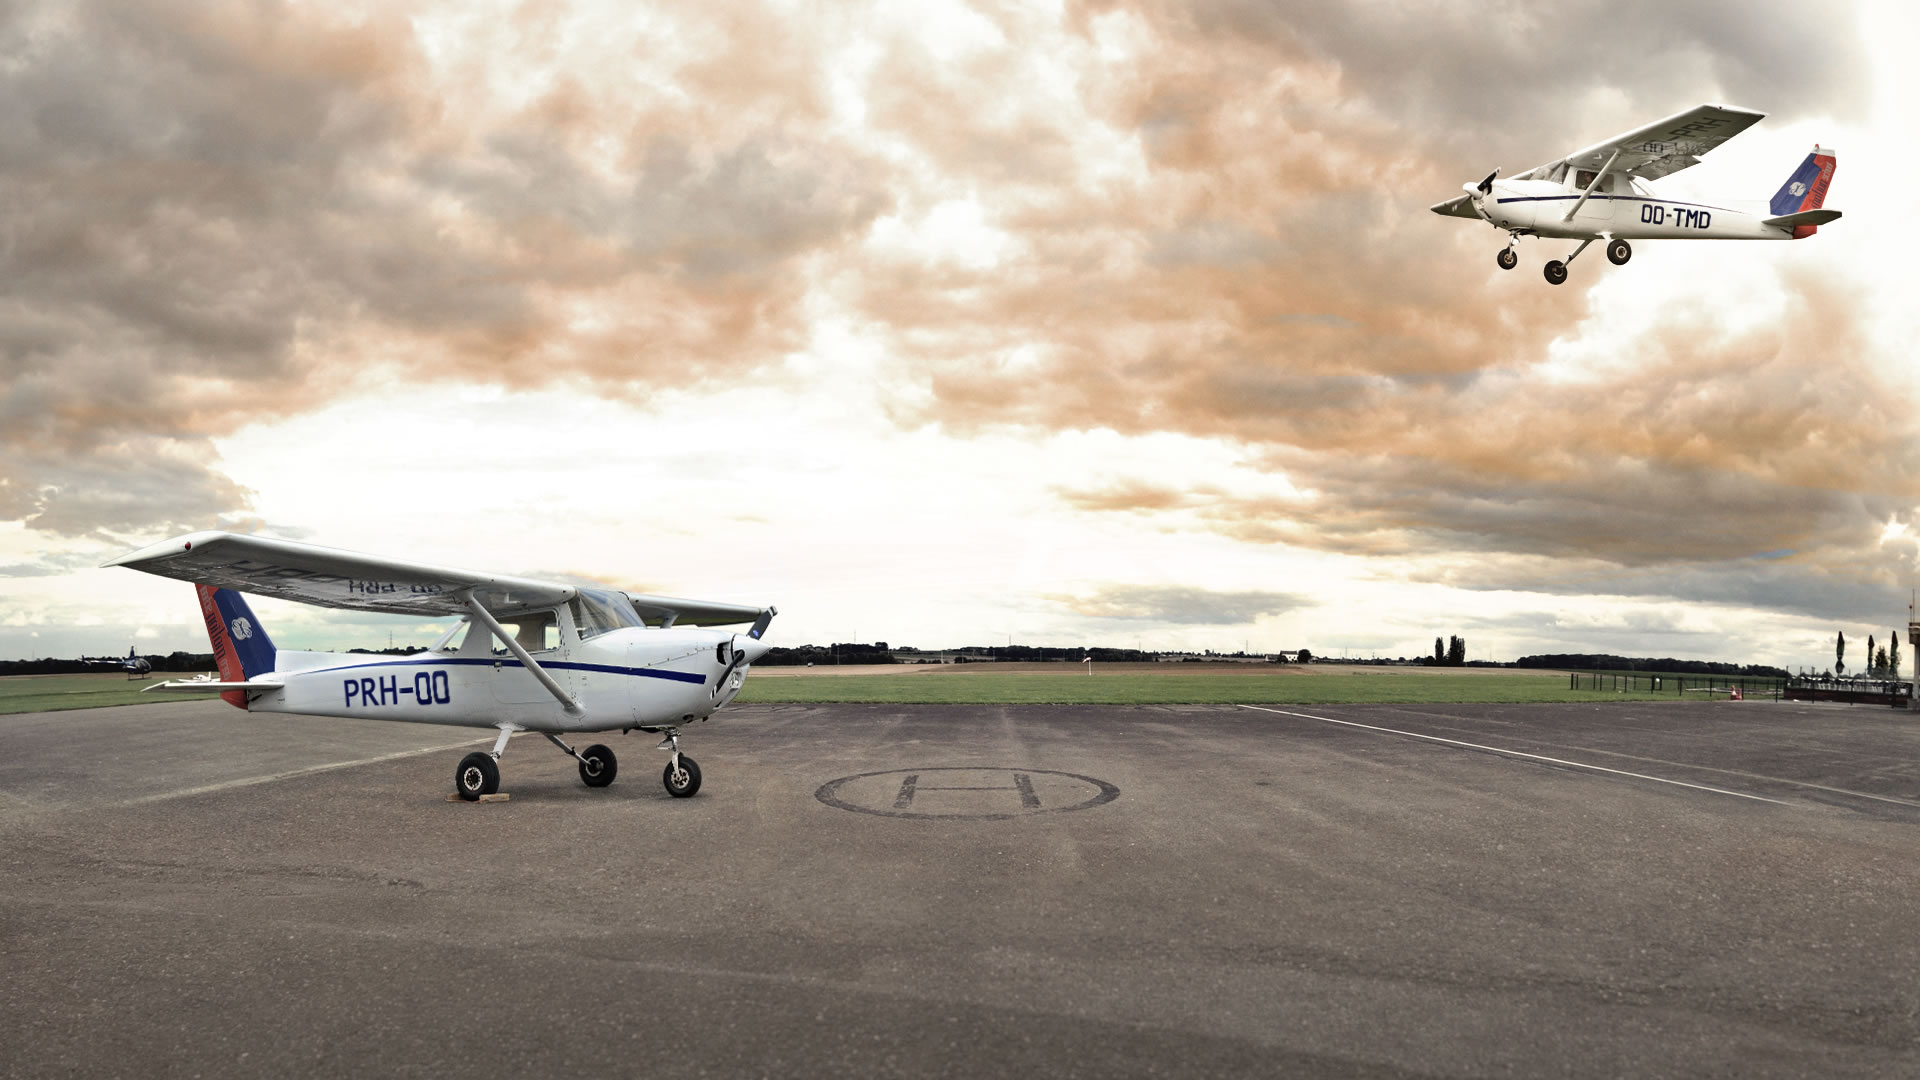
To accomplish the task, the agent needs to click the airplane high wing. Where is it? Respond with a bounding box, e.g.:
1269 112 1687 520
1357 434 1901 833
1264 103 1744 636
105 530 766 628
1430 103 1840 285
107 532 777 802
1511 103 1766 183
107 531 571 616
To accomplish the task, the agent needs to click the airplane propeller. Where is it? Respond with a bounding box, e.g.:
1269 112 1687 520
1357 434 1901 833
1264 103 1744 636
712 633 763 696
1461 168 1498 198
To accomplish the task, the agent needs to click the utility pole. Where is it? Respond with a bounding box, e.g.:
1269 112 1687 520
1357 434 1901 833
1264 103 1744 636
1908 592 1918 712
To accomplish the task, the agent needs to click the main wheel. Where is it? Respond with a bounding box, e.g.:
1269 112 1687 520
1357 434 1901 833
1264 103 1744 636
1496 248 1518 270
1543 260 1568 285
1606 239 1632 265
662 754 702 798
578 744 617 788
455 752 500 801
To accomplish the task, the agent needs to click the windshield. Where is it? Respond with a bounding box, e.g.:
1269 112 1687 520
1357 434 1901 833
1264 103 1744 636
571 588 645 640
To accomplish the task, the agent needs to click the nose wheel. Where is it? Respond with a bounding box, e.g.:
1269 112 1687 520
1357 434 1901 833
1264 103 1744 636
1495 231 1522 270
655 729 703 797
663 754 702 797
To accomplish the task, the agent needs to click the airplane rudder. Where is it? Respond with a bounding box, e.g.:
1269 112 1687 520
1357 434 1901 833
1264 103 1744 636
1804 146 1836 210
1769 146 1835 216
208 588 277 680
195 585 247 708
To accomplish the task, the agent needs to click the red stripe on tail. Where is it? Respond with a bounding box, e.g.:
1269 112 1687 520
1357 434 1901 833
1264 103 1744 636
196 584 247 709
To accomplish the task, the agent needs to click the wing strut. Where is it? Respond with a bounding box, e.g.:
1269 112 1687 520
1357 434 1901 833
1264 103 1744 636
463 593 584 716
1563 149 1622 222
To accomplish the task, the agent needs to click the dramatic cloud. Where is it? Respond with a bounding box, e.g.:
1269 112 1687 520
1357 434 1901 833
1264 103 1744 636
1 0 889 537
1053 273 1920 621
3 0 1899 665
838 0 1894 622
1052 584 1311 625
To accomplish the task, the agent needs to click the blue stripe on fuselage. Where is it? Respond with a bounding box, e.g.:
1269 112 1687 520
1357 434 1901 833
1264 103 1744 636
1493 195 1739 213
301 656 709 684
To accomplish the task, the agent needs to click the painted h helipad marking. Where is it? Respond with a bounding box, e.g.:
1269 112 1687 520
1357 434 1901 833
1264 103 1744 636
817 767 1118 820
893 772 1041 811
1235 704 1789 806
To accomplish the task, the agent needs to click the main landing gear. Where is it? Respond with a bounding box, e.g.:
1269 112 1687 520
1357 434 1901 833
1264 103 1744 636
1541 237 1630 285
454 725 517 800
451 724 703 800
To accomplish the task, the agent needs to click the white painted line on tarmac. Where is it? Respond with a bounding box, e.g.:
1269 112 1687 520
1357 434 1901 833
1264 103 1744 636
114 735 498 809
1235 704 1791 805
1386 720 1920 810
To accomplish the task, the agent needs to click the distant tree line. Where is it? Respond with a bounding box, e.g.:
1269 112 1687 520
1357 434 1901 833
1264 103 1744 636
1514 654 1789 678
755 643 1303 666
0 652 215 677
760 643 899 666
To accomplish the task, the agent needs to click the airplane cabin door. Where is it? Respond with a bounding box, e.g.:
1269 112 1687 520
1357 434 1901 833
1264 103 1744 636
1570 168 1617 226
487 611 576 705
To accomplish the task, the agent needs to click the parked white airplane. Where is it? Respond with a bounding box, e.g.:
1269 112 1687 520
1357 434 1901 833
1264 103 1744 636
1431 103 1840 284
106 532 776 801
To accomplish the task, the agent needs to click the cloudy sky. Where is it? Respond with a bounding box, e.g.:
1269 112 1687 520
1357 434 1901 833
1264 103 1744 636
3 0 1915 670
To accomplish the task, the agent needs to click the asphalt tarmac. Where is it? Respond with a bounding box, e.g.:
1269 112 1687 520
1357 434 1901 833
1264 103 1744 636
3 699 1917 1078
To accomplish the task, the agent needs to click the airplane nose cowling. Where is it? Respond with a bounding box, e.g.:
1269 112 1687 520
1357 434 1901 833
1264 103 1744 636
735 634 774 665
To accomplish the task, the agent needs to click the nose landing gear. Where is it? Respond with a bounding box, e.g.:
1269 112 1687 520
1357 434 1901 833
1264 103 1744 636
1495 231 1522 270
657 730 702 798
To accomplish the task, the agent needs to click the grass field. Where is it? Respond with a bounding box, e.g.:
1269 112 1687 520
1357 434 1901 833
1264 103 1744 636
0 673 220 715
734 667 1680 705
0 665 1695 715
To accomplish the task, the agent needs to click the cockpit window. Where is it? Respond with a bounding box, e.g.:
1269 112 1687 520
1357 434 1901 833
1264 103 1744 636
571 588 645 640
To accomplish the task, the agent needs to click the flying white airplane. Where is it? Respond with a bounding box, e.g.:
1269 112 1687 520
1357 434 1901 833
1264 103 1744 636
105 532 776 801
1431 103 1840 284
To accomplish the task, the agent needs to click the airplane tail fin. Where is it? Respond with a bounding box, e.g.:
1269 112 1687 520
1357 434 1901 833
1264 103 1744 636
195 585 277 709
1769 146 1837 237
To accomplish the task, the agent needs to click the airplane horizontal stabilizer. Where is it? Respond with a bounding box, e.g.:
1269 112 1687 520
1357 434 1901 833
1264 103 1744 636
141 678 284 693
1762 208 1842 228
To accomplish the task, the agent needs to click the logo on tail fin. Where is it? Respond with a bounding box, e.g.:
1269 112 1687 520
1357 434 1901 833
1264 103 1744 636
1770 147 1836 217
195 585 277 709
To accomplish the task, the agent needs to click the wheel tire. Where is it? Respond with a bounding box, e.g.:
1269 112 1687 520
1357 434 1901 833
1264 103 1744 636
1606 239 1632 265
1543 260 1568 285
1496 248 1518 270
455 752 499 801
578 744 617 788
662 754 702 798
